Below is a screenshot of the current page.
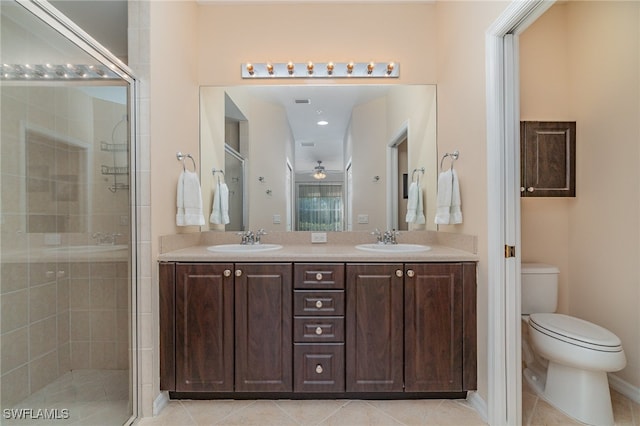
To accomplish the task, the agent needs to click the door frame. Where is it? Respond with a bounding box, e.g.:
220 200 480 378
485 1 555 425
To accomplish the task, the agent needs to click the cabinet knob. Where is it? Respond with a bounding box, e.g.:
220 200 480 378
527 187 535 193
315 364 324 374
315 326 323 335
315 300 323 309
223 269 232 277
315 273 323 281
520 187 525 193
395 270 403 277
235 269 242 277
406 269 415 278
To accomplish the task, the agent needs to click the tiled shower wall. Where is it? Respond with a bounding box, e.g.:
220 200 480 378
0 85 130 407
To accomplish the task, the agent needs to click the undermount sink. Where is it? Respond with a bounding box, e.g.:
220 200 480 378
207 243 283 253
45 244 128 254
355 243 431 253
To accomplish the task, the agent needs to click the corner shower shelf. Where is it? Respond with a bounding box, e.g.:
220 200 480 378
101 141 129 192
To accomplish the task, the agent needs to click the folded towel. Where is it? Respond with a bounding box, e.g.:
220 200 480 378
210 181 230 225
405 181 426 225
176 171 205 226
435 169 463 225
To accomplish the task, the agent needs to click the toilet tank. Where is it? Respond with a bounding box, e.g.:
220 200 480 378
521 263 559 314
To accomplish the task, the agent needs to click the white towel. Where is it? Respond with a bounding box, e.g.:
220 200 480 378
435 169 463 225
210 181 230 225
176 171 205 226
405 181 426 225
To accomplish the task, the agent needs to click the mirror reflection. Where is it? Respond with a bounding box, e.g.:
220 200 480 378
200 84 437 232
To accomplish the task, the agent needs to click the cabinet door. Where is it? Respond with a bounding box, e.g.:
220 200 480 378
346 264 404 392
175 263 234 392
521 121 576 197
404 263 463 392
235 263 292 392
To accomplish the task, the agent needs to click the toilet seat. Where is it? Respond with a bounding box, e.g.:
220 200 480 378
529 313 622 352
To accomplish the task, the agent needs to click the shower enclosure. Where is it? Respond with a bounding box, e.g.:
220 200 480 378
1 1 137 424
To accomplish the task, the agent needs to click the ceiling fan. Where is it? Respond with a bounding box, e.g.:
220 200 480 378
312 161 327 180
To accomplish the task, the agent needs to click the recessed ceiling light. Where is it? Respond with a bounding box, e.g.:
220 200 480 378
317 120 329 126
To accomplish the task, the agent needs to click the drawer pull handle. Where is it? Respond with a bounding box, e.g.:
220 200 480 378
223 269 232 277
315 327 323 335
315 300 323 309
406 269 415 278
315 273 323 281
395 270 403 277
235 269 242 277
315 364 324 374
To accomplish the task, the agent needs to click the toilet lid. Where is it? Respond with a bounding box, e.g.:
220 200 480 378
529 313 622 352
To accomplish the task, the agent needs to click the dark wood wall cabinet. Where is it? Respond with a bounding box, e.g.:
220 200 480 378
160 261 477 398
521 121 576 197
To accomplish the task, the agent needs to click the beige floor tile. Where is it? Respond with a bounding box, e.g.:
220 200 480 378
214 400 299 426
136 401 196 426
180 399 256 425
275 399 349 425
367 399 444 426
422 400 486 426
611 389 636 426
317 400 404 426
528 399 582 426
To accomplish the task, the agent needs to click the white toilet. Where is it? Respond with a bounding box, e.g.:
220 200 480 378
521 263 626 426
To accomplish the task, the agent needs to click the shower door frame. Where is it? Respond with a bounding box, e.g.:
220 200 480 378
13 0 141 423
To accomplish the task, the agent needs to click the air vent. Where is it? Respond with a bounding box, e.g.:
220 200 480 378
295 99 311 104
301 142 315 147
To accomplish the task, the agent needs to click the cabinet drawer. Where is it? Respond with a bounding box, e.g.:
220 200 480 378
294 291 344 316
294 343 344 392
294 264 345 289
294 317 344 343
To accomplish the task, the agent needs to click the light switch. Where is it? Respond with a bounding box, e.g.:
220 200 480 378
357 214 369 224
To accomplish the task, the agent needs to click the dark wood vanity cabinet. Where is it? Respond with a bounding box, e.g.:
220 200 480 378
160 260 476 396
234 263 292 392
159 263 234 392
520 121 576 197
346 264 404 392
405 263 477 392
346 262 476 393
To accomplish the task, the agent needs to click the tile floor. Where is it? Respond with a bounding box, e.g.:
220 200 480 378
138 382 640 426
3 369 130 426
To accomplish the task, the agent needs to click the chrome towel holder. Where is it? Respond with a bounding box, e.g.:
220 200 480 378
440 150 460 171
176 152 197 172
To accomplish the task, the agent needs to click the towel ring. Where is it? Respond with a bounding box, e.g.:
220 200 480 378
212 168 225 183
440 150 459 171
176 152 197 172
411 167 425 182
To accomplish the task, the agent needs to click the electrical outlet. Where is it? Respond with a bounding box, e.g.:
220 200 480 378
273 214 281 224
311 232 327 243
357 214 369 224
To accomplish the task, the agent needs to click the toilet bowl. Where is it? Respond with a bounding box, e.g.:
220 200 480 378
521 264 626 426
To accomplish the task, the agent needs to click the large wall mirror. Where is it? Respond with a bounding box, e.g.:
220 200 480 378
200 84 437 233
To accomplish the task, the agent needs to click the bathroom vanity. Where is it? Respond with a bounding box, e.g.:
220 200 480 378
158 239 478 399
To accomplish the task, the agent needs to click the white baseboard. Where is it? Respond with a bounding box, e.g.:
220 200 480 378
608 373 640 404
152 391 169 416
467 391 488 423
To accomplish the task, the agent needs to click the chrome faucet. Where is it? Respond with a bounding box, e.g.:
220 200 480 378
371 228 399 245
238 229 268 245
92 232 121 245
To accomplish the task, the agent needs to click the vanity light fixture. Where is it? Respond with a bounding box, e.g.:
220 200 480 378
240 61 399 78
386 62 395 76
